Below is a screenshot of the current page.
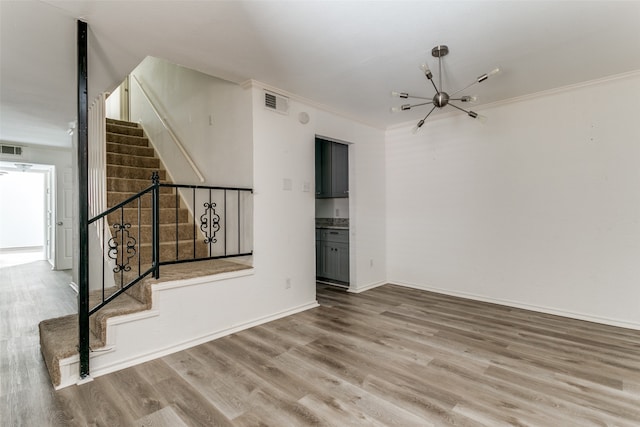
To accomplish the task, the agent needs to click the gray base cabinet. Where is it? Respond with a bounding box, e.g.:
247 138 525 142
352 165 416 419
316 229 349 283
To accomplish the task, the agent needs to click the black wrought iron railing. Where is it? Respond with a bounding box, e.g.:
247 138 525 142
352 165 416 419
80 172 252 374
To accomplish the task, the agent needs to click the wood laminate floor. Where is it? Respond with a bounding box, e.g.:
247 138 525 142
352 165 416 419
2 262 640 426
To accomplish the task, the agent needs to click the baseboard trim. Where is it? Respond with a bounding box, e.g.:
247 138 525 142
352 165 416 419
89 300 320 379
388 280 640 331
348 280 386 294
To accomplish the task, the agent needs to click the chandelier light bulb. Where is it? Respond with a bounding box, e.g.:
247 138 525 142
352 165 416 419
461 95 479 103
412 119 426 134
488 67 501 77
391 104 411 113
469 111 488 123
420 63 433 80
391 91 409 98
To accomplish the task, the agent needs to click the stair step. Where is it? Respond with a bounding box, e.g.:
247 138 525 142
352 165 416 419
106 118 139 127
38 314 104 388
106 142 155 157
108 241 211 280
107 165 166 181
107 207 190 224
107 177 174 193
39 259 251 388
107 191 177 209
107 123 143 137
106 132 149 147
124 223 202 241
107 152 160 168
89 288 147 344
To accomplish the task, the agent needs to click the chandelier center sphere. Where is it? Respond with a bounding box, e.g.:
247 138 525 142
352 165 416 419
433 92 450 108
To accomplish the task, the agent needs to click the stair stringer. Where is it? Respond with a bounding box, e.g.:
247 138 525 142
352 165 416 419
54 267 319 389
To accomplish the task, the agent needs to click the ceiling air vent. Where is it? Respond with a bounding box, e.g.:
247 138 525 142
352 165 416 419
0 144 23 157
264 91 289 115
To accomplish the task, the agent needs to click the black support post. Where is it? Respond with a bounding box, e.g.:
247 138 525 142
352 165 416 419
152 171 160 279
77 20 90 379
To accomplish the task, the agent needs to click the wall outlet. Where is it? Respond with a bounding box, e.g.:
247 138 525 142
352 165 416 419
285 278 292 289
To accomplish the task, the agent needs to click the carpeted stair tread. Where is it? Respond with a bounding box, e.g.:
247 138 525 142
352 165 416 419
106 132 150 146
106 118 138 127
107 178 173 193
107 152 160 168
106 142 155 157
107 207 190 224
106 123 143 137
107 165 166 180
39 315 104 387
89 287 148 345
107 191 178 208
147 258 251 283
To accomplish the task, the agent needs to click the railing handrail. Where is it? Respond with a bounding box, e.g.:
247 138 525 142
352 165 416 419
160 183 253 193
131 74 206 183
88 185 155 224
87 177 254 315
88 182 252 225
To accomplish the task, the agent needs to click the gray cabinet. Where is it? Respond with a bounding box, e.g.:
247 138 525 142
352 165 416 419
316 229 349 284
315 138 348 198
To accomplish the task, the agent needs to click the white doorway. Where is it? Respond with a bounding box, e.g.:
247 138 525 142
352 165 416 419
0 164 47 266
0 162 71 270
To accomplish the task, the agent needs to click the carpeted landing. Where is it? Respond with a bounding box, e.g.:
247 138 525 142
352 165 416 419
39 258 251 388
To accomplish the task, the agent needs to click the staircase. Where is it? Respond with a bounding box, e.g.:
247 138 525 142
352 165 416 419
38 118 252 389
105 118 208 272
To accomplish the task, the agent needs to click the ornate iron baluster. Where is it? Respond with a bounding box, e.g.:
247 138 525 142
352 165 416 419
108 222 137 273
200 202 220 245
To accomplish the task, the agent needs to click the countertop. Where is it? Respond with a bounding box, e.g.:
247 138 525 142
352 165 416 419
316 226 349 230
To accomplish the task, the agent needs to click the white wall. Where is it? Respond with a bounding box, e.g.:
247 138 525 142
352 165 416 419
386 72 640 328
248 83 387 294
130 56 252 187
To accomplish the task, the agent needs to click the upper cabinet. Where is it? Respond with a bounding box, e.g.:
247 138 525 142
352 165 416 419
315 138 349 199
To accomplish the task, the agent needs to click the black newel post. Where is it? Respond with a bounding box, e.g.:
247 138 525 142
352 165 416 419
152 171 160 279
77 19 90 379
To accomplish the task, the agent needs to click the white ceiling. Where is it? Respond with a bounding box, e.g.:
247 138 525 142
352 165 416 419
1 1 639 149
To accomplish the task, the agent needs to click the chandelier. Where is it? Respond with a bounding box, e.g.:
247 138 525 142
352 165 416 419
391 45 500 132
